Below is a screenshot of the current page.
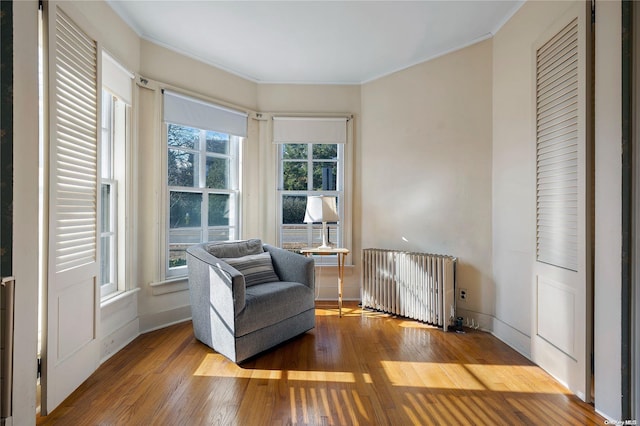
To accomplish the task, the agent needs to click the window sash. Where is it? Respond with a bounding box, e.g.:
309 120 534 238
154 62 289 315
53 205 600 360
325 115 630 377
278 143 344 252
165 124 240 277
100 180 117 297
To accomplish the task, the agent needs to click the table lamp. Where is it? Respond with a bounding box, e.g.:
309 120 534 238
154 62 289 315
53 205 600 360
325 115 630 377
303 195 339 249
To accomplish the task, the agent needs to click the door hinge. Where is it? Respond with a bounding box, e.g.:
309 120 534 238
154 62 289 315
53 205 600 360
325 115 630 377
37 357 42 379
591 0 596 24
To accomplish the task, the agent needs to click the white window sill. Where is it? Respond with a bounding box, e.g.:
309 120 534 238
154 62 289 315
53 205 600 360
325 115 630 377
149 276 189 295
100 287 140 308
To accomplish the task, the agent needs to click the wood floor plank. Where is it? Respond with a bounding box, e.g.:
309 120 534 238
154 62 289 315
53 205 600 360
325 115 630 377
37 303 605 425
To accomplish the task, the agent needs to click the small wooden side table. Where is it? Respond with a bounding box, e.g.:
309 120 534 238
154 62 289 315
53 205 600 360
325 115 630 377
299 247 350 317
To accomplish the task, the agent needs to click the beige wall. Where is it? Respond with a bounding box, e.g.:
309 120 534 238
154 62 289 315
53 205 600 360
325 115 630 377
360 39 494 324
140 39 258 111
68 0 140 72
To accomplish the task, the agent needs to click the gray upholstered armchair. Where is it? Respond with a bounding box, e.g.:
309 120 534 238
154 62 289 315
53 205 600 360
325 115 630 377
186 239 315 363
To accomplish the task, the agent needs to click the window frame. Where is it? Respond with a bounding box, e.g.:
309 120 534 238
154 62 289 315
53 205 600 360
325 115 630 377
100 179 118 297
99 89 129 299
277 142 345 256
164 123 242 278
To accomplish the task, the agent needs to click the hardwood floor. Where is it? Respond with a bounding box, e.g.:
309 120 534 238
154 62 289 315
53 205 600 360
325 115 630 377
37 302 604 425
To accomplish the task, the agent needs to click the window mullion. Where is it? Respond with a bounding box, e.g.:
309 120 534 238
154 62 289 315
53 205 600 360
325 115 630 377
307 144 314 246
199 130 207 243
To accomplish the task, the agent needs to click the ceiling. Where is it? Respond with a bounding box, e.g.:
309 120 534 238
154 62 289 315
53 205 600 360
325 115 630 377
107 1 523 85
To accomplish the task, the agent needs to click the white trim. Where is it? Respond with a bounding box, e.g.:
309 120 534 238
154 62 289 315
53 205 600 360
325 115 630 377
100 317 139 363
149 276 189 295
138 306 192 334
100 287 140 308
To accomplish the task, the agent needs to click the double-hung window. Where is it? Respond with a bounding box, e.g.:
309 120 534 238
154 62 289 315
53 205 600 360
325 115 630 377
163 91 247 277
274 117 348 252
100 53 132 299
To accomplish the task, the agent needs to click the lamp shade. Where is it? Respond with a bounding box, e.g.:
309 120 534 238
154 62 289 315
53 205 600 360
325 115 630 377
303 196 339 223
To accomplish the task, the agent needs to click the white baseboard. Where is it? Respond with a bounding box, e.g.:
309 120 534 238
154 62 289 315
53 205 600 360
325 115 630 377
491 316 531 359
138 304 192 333
455 307 495 332
100 317 140 363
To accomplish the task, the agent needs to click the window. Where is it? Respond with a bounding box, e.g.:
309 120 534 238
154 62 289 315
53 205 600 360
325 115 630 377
100 52 132 299
100 91 118 297
163 91 247 277
274 117 348 252
166 124 240 274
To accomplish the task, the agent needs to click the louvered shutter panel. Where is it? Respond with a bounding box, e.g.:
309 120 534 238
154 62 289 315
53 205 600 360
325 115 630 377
53 9 98 272
536 19 579 271
42 4 100 414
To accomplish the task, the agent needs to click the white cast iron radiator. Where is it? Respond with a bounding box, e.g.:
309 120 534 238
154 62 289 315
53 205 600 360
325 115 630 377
361 249 456 329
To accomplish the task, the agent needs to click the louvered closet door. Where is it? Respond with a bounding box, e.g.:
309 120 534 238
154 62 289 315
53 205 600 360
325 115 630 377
532 1 592 402
42 2 101 414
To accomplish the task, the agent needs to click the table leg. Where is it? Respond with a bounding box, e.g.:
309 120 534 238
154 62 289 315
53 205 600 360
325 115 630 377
338 253 344 317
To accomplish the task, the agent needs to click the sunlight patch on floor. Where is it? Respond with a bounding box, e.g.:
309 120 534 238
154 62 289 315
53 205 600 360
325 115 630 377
397 320 439 329
195 354 355 383
288 370 356 383
380 361 572 394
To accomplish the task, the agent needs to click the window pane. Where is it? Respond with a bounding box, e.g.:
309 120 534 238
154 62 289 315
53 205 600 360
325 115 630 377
100 235 111 286
282 195 307 224
206 131 229 154
206 156 229 189
309 224 340 247
283 144 307 160
168 149 198 187
313 162 337 191
313 144 337 160
168 229 201 269
169 192 202 228
101 183 111 232
281 225 308 251
101 92 113 179
208 193 230 226
167 124 199 149
208 228 231 242
283 162 308 190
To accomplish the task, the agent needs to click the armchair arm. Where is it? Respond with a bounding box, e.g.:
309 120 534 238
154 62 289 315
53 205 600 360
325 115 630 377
186 244 246 316
263 244 315 290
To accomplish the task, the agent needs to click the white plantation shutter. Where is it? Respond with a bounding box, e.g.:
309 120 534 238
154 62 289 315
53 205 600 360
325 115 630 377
43 3 100 414
536 19 579 271
53 10 98 272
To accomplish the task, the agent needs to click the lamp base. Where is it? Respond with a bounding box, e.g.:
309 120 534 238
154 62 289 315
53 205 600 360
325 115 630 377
318 222 332 249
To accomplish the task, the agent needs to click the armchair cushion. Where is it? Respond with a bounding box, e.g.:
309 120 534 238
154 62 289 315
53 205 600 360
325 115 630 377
205 238 263 258
223 251 280 287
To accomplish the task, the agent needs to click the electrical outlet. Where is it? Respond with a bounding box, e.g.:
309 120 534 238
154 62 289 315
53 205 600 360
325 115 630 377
459 288 467 301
